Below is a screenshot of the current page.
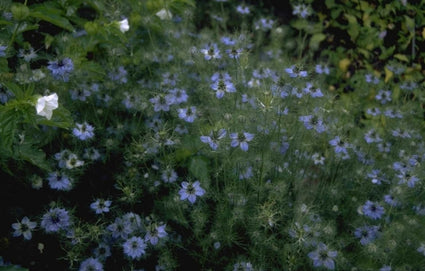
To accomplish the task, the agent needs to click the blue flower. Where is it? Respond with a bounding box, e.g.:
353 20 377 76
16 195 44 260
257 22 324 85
226 48 243 59
177 106 197 122
123 236 147 259
90 199 112 214
73 122 95 140
123 212 143 231
299 115 326 133
375 90 392 104
107 217 133 239
166 88 188 104
161 168 178 183
94 243 111 260
362 200 385 220
210 72 236 99
179 181 205 204
230 132 254 151
145 223 167 245
40 207 71 233
200 129 227 150
285 65 308 78
236 5 250 14
200 43 221 60
47 171 73 191
47 58 74 82
11 217 37 240
307 243 338 270
79 257 103 271
354 225 380 245
384 194 399 207
149 95 171 112
0 45 7 57
108 66 127 84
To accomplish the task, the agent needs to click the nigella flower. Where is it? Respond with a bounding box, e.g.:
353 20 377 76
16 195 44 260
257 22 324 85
384 108 403 118
329 136 350 157
47 171 73 191
94 243 112 260
307 243 338 270
375 90 392 104
354 225 380 245
226 47 243 59
90 199 112 214
47 58 74 82
177 106 197 123
161 168 178 183
367 169 386 185
65 153 84 169
417 243 425 256
73 122 95 140
200 43 221 60
293 3 311 18
79 257 103 271
255 18 274 30
230 132 254 151
365 73 380 84
107 217 133 239
11 217 37 240
236 4 250 14
40 207 71 233
362 200 385 220
299 115 326 133
83 148 101 161
70 88 91 101
108 66 127 84
210 72 236 99
220 36 236 46
366 107 381 116
145 223 167 245
364 129 382 144
315 64 330 75
179 181 205 204
239 166 253 180
18 47 37 62
233 261 254 271
166 88 188 105
149 95 171 112
380 265 392 271
0 45 7 57
384 194 399 207
285 65 308 78
123 236 147 259
200 129 227 150
397 171 420 188
312 153 325 165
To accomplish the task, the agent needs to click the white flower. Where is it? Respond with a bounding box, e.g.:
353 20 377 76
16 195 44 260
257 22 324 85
36 93 58 120
156 9 172 20
118 18 129 33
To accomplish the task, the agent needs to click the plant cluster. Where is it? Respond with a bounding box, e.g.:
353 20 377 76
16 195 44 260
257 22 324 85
1 0 425 271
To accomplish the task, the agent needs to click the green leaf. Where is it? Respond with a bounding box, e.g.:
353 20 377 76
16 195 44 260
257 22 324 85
36 106 73 129
0 107 18 155
14 141 50 172
309 33 326 50
189 156 209 182
0 266 29 271
30 5 74 32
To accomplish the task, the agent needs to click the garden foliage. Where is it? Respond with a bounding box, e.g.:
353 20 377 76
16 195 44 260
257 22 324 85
1 0 425 270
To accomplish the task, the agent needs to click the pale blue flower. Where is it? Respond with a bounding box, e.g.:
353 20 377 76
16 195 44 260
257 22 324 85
200 129 227 150
79 257 103 271
73 122 95 140
47 58 74 82
145 223 167 245
11 217 37 240
47 171 73 191
90 199 112 214
123 236 147 259
308 243 337 270
177 106 197 122
230 132 254 151
362 200 385 220
40 207 71 233
354 225 380 245
179 181 205 204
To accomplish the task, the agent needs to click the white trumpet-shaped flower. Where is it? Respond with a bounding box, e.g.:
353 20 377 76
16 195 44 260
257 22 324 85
118 18 130 33
156 9 172 20
36 93 58 120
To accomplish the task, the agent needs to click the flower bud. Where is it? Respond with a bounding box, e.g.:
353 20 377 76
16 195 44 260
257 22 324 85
11 4 30 21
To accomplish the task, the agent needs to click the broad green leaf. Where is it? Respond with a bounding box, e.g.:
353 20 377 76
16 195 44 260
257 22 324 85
30 5 74 32
14 141 50 172
0 107 17 155
309 33 326 50
189 156 209 182
394 54 409 62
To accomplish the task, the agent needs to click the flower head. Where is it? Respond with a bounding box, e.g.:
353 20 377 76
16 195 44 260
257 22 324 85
40 207 71 233
308 243 338 270
47 58 74 82
36 93 58 120
123 236 147 259
90 199 112 214
79 257 103 271
11 217 37 240
179 181 205 204
118 18 129 33
362 200 385 220
73 122 95 140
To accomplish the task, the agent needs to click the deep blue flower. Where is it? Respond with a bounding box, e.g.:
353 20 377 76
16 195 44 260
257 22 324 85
123 236 147 259
47 58 74 82
362 200 385 220
79 257 103 271
40 207 71 233
307 243 337 270
354 225 380 245
161 168 178 183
